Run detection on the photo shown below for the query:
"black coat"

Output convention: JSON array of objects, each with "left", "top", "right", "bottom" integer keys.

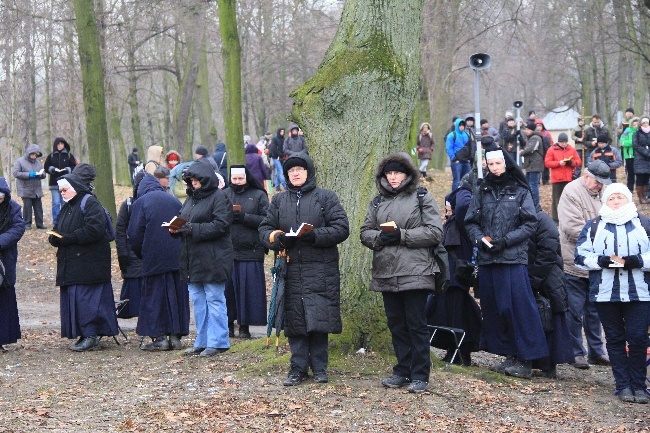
[
  {"left": 527, "top": 208, "right": 569, "bottom": 314},
  {"left": 115, "top": 198, "right": 143, "bottom": 279},
  {"left": 465, "top": 173, "right": 537, "bottom": 265},
  {"left": 127, "top": 175, "right": 182, "bottom": 277},
  {"left": 632, "top": 129, "right": 650, "bottom": 175},
  {"left": 44, "top": 139, "right": 77, "bottom": 188},
  {"left": 224, "top": 184, "right": 269, "bottom": 261},
  {"left": 269, "top": 128, "right": 285, "bottom": 159},
  {"left": 177, "top": 161, "right": 233, "bottom": 284},
  {"left": 259, "top": 153, "right": 349, "bottom": 336},
  {"left": 53, "top": 190, "right": 112, "bottom": 286}
]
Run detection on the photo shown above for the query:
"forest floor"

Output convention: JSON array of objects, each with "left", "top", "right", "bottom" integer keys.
[{"left": 1, "top": 167, "right": 649, "bottom": 432}]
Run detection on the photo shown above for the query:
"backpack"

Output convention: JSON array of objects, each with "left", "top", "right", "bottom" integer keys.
[
  {"left": 371, "top": 186, "right": 450, "bottom": 294},
  {"left": 80, "top": 194, "right": 116, "bottom": 242},
  {"left": 589, "top": 214, "right": 650, "bottom": 243},
  {"left": 132, "top": 163, "right": 144, "bottom": 182}
]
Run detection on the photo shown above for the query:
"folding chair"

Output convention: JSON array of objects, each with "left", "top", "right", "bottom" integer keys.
[
  {"left": 428, "top": 325, "right": 465, "bottom": 365},
  {"left": 113, "top": 299, "right": 130, "bottom": 345}
]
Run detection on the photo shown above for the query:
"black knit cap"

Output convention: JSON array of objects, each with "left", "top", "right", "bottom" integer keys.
[
  {"left": 597, "top": 133, "right": 609, "bottom": 143},
  {"left": 382, "top": 160, "right": 408, "bottom": 174},
  {"left": 195, "top": 145, "right": 209, "bottom": 156},
  {"left": 525, "top": 121, "right": 537, "bottom": 131},
  {"left": 283, "top": 157, "right": 309, "bottom": 173}
]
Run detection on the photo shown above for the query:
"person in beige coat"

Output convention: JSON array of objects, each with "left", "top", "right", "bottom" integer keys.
[
  {"left": 144, "top": 145, "right": 163, "bottom": 174},
  {"left": 557, "top": 160, "right": 611, "bottom": 370}
]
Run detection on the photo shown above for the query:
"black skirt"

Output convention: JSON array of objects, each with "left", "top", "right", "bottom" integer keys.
[
  {"left": 0, "top": 284, "right": 21, "bottom": 345},
  {"left": 136, "top": 271, "right": 190, "bottom": 337},
  {"left": 60, "top": 283, "right": 119, "bottom": 339},
  {"left": 117, "top": 277, "right": 143, "bottom": 319},
  {"left": 225, "top": 260, "right": 267, "bottom": 326}
]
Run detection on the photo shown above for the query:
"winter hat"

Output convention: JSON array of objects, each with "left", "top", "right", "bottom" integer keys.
[
  {"left": 283, "top": 157, "right": 309, "bottom": 173},
  {"left": 195, "top": 145, "right": 209, "bottom": 156},
  {"left": 585, "top": 160, "right": 612, "bottom": 185},
  {"left": 132, "top": 147, "right": 138, "bottom": 152},
  {"left": 505, "top": 111, "right": 513, "bottom": 118},
  {"left": 528, "top": 110, "right": 536, "bottom": 116},
  {"left": 525, "top": 121, "right": 537, "bottom": 131},
  {"left": 597, "top": 133, "right": 609, "bottom": 143},
  {"left": 72, "top": 163, "right": 97, "bottom": 189},
  {"left": 264, "top": 132, "right": 273, "bottom": 140},
  {"left": 153, "top": 166, "right": 171, "bottom": 179},
  {"left": 289, "top": 125, "right": 299, "bottom": 133},
  {"left": 506, "top": 116, "right": 515, "bottom": 122},
  {"left": 558, "top": 133, "right": 569, "bottom": 142},
  {"left": 640, "top": 117, "right": 650, "bottom": 125},
  {"left": 382, "top": 160, "right": 408, "bottom": 174},
  {"left": 601, "top": 182, "right": 632, "bottom": 205},
  {"left": 464, "top": 116, "right": 475, "bottom": 123},
  {"left": 481, "top": 135, "right": 495, "bottom": 146},
  {"left": 626, "top": 107, "right": 635, "bottom": 114},
  {"left": 166, "top": 152, "right": 179, "bottom": 162}
]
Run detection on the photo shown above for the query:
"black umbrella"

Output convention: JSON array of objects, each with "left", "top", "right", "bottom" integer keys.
[{"left": 266, "top": 250, "right": 288, "bottom": 349}]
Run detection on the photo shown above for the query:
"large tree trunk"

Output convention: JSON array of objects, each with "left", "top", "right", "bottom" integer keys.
[
  {"left": 72, "top": 0, "right": 116, "bottom": 217},
  {"left": 290, "top": 0, "right": 425, "bottom": 351},
  {"left": 196, "top": 36, "right": 217, "bottom": 148},
  {"left": 217, "top": 0, "right": 244, "bottom": 165}
]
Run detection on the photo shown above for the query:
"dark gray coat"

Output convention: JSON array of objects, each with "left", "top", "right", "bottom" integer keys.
[
  {"left": 520, "top": 131, "right": 545, "bottom": 172},
  {"left": 12, "top": 143, "right": 45, "bottom": 198},
  {"left": 259, "top": 153, "right": 349, "bottom": 337},
  {"left": 465, "top": 173, "right": 537, "bottom": 265},
  {"left": 224, "top": 183, "right": 269, "bottom": 262},
  {"left": 360, "top": 152, "right": 443, "bottom": 292},
  {"left": 177, "top": 160, "right": 233, "bottom": 284},
  {"left": 632, "top": 129, "right": 650, "bottom": 175}
]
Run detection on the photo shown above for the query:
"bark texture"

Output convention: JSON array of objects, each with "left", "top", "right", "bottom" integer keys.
[
  {"left": 73, "top": 0, "right": 116, "bottom": 217},
  {"left": 290, "top": 0, "right": 425, "bottom": 351}
]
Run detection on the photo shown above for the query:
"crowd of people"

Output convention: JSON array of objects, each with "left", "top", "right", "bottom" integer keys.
[{"left": 0, "top": 114, "right": 649, "bottom": 403}]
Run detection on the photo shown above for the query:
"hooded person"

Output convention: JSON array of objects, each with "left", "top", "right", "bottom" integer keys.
[
  {"left": 12, "top": 143, "right": 46, "bottom": 229},
  {"left": 283, "top": 125, "right": 307, "bottom": 157},
  {"left": 0, "top": 178, "right": 26, "bottom": 352},
  {"left": 114, "top": 171, "right": 145, "bottom": 319},
  {"left": 620, "top": 117, "right": 638, "bottom": 192},
  {"left": 269, "top": 128, "right": 287, "bottom": 191},
  {"left": 171, "top": 161, "right": 234, "bottom": 357},
  {"left": 48, "top": 165, "right": 118, "bottom": 352},
  {"left": 245, "top": 143, "right": 269, "bottom": 186},
  {"left": 259, "top": 153, "right": 349, "bottom": 386},
  {"left": 211, "top": 142, "right": 229, "bottom": 185},
  {"left": 632, "top": 117, "right": 650, "bottom": 204},
  {"left": 128, "top": 173, "right": 188, "bottom": 351},
  {"left": 416, "top": 122, "right": 435, "bottom": 177},
  {"left": 360, "top": 152, "right": 444, "bottom": 393},
  {"left": 223, "top": 165, "right": 269, "bottom": 338},
  {"left": 144, "top": 145, "right": 163, "bottom": 174},
  {"left": 44, "top": 137, "right": 77, "bottom": 226},
  {"left": 588, "top": 133, "right": 622, "bottom": 182},
  {"left": 165, "top": 150, "right": 182, "bottom": 170},
  {"left": 445, "top": 118, "right": 471, "bottom": 191},
  {"left": 465, "top": 149, "right": 548, "bottom": 378}
]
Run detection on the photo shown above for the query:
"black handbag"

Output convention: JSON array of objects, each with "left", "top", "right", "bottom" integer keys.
[
  {"left": 454, "top": 258, "right": 477, "bottom": 288},
  {"left": 535, "top": 293, "right": 554, "bottom": 333}
]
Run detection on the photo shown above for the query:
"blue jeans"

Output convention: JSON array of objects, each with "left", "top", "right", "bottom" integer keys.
[
  {"left": 565, "top": 274, "right": 605, "bottom": 358},
  {"left": 272, "top": 158, "right": 286, "bottom": 189},
  {"left": 188, "top": 282, "right": 230, "bottom": 350},
  {"left": 526, "top": 171, "right": 540, "bottom": 206},
  {"left": 595, "top": 302, "right": 650, "bottom": 391},
  {"left": 51, "top": 188, "right": 62, "bottom": 226},
  {"left": 450, "top": 160, "right": 470, "bottom": 191}
]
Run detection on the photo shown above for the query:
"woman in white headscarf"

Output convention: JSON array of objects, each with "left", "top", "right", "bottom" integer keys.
[{"left": 575, "top": 183, "right": 650, "bottom": 404}]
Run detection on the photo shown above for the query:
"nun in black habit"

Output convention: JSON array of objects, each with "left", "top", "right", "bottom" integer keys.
[
  {"left": 223, "top": 165, "right": 269, "bottom": 338},
  {"left": 48, "top": 164, "right": 118, "bottom": 352}
]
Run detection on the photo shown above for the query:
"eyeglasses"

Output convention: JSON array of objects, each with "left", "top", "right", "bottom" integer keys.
[{"left": 287, "top": 167, "right": 306, "bottom": 174}]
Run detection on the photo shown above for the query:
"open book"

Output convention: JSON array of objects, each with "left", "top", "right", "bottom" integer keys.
[
  {"left": 46, "top": 230, "right": 63, "bottom": 239},
  {"left": 284, "top": 222, "right": 314, "bottom": 237},
  {"left": 380, "top": 221, "right": 398, "bottom": 232},
  {"left": 161, "top": 216, "right": 188, "bottom": 230},
  {"left": 610, "top": 254, "right": 624, "bottom": 268}
]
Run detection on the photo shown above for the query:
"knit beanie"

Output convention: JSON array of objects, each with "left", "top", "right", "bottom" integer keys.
[
  {"left": 283, "top": 157, "right": 309, "bottom": 174},
  {"left": 195, "top": 145, "right": 209, "bottom": 156},
  {"left": 601, "top": 183, "right": 633, "bottom": 205},
  {"left": 382, "top": 160, "right": 408, "bottom": 174},
  {"left": 525, "top": 121, "right": 536, "bottom": 131}
]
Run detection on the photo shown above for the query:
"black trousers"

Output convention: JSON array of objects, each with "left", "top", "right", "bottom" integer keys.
[
  {"left": 625, "top": 158, "right": 635, "bottom": 191},
  {"left": 288, "top": 332, "right": 328, "bottom": 374},
  {"left": 22, "top": 196, "right": 44, "bottom": 227},
  {"left": 382, "top": 290, "right": 431, "bottom": 382}
]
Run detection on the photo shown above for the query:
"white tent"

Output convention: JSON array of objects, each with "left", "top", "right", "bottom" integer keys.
[{"left": 542, "top": 106, "right": 581, "bottom": 143}]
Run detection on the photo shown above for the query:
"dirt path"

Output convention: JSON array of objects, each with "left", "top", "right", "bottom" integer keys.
[{"left": 1, "top": 176, "right": 649, "bottom": 432}]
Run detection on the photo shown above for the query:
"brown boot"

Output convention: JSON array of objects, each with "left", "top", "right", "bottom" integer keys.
[{"left": 636, "top": 186, "right": 650, "bottom": 204}]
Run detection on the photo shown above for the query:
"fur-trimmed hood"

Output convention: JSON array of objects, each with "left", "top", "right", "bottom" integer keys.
[{"left": 375, "top": 152, "right": 420, "bottom": 196}]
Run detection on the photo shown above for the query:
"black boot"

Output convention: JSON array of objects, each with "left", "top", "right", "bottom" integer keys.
[
  {"left": 72, "top": 336, "right": 99, "bottom": 352},
  {"left": 505, "top": 360, "right": 532, "bottom": 378},
  {"left": 142, "top": 336, "right": 170, "bottom": 351},
  {"left": 169, "top": 334, "right": 183, "bottom": 350},
  {"left": 492, "top": 355, "right": 516, "bottom": 373},
  {"left": 238, "top": 325, "right": 251, "bottom": 339},
  {"left": 228, "top": 322, "right": 235, "bottom": 338}
]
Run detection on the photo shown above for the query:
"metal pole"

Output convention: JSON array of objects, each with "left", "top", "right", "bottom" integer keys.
[
  {"left": 474, "top": 70, "right": 482, "bottom": 178},
  {"left": 515, "top": 107, "right": 521, "bottom": 166}
]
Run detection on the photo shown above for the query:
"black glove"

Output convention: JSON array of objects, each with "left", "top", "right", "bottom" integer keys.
[
  {"left": 491, "top": 238, "right": 506, "bottom": 252},
  {"left": 48, "top": 234, "right": 61, "bottom": 248},
  {"left": 178, "top": 222, "right": 193, "bottom": 234},
  {"left": 622, "top": 254, "right": 643, "bottom": 270},
  {"left": 232, "top": 212, "right": 244, "bottom": 224},
  {"left": 597, "top": 255, "right": 613, "bottom": 268},
  {"left": 118, "top": 256, "right": 129, "bottom": 272},
  {"left": 279, "top": 233, "right": 297, "bottom": 248},
  {"left": 59, "top": 235, "right": 76, "bottom": 247},
  {"left": 380, "top": 228, "right": 401, "bottom": 245},
  {"left": 299, "top": 231, "right": 316, "bottom": 244}
]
